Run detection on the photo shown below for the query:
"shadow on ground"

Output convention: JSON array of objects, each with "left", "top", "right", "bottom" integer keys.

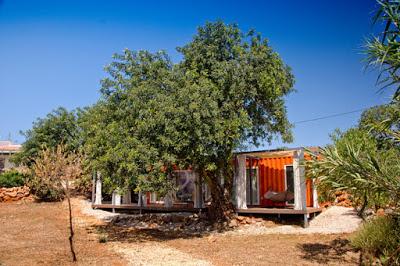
[
  {"left": 298, "top": 238, "right": 359, "bottom": 264},
  {"left": 89, "top": 213, "right": 234, "bottom": 243}
]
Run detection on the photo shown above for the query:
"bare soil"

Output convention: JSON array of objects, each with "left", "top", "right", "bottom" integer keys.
[
  {"left": 0, "top": 198, "right": 360, "bottom": 265},
  {"left": 0, "top": 199, "right": 126, "bottom": 265},
  {"left": 168, "top": 234, "right": 359, "bottom": 266}
]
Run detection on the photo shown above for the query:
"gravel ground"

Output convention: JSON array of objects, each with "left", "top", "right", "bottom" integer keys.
[
  {"left": 223, "top": 206, "right": 362, "bottom": 236},
  {"left": 78, "top": 200, "right": 360, "bottom": 265},
  {"left": 80, "top": 199, "right": 362, "bottom": 236},
  {"left": 79, "top": 199, "right": 119, "bottom": 221},
  {"left": 110, "top": 242, "right": 212, "bottom": 266}
]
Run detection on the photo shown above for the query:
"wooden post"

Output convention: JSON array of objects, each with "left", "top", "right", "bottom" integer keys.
[
  {"left": 235, "top": 154, "right": 247, "bottom": 209},
  {"left": 293, "top": 150, "right": 306, "bottom": 211},
  {"left": 303, "top": 214, "right": 309, "bottom": 228},
  {"left": 95, "top": 172, "right": 102, "bottom": 205},
  {"left": 123, "top": 190, "right": 131, "bottom": 204},
  {"left": 164, "top": 192, "right": 173, "bottom": 208},
  {"left": 138, "top": 191, "right": 147, "bottom": 207},
  {"left": 112, "top": 191, "right": 122, "bottom": 205}
]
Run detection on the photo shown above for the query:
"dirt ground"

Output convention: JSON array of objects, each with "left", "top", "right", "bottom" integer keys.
[
  {"left": 0, "top": 200, "right": 126, "bottom": 265},
  {"left": 0, "top": 199, "right": 359, "bottom": 266}
]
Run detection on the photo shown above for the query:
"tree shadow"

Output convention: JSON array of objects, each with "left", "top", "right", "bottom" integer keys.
[
  {"left": 298, "top": 238, "right": 359, "bottom": 264},
  {"left": 89, "top": 213, "right": 233, "bottom": 243}
]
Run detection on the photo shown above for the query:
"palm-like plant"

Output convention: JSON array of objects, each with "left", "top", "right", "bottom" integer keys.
[
  {"left": 307, "top": 143, "right": 400, "bottom": 217},
  {"left": 366, "top": 0, "right": 400, "bottom": 100}
]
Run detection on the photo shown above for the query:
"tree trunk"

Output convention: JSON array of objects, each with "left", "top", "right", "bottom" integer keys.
[
  {"left": 207, "top": 170, "right": 235, "bottom": 221},
  {"left": 357, "top": 194, "right": 368, "bottom": 219},
  {"left": 65, "top": 181, "right": 77, "bottom": 262}
]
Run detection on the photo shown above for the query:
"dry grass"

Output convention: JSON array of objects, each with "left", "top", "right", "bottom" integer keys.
[{"left": 0, "top": 199, "right": 126, "bottom": 265}]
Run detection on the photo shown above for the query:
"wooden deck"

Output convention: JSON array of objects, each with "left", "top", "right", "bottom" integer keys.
[
  {"left": 237, "top": 207, "right": 322, "bottom": 215},
  {"left": 92, "top": 203, "right": 204, "bottom": 213}
]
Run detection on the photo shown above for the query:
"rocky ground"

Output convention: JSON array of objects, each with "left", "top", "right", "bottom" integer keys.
[
  {"left": 79, "top": 198, "right": 361, "bottom": 265},
  {"left": 0, "top": 186, "right": 32, "bottom": 202}
]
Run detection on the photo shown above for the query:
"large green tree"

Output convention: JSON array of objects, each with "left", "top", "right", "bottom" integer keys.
[
  {"left": 173, "top": 22, "right": 294, "bottom": 218},
  {"left": 81, "top": 50, "right": 177, "bottom": 195},
  {"left": 85, "top": 22, "right": 294, "bottom": 219}
]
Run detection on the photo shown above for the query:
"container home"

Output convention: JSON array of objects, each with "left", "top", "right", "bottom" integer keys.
[
  {"left": 92, "top": 147, "right": 321, "bottom": 225},
  {"left": 234, "top": 147, "right": 321, "bottom": 226}
]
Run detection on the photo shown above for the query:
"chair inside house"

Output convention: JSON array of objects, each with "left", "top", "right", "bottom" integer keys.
[{"left": 264, "top": 189, "right": 294, "bottom": 203}]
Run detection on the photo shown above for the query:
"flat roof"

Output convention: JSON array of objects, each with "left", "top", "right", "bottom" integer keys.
[
  {"left": 234, "top": 147, "right": 319, "bottom": 158},
  {"left": 0, "top": 141, "right": 21, "bottom": 154}
]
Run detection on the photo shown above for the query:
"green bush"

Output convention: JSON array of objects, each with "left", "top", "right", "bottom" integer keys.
[
  {"left": 0, "top": 171, "right": 26, "bottom": 188},
  {"left": 352, "top": 215, "right": 400, "bottom": 265},
  {"left": 29, "top": 183, "right": 65, "bottom": 202},
  {"left": 28, "top": 175, "right": 65, "bottom": 202}
]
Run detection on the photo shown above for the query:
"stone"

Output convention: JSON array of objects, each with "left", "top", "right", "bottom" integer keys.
[
  {"left": 5, "top": 191, "right": 17, "bottom": 198},
  {"left": 207, "top": 236, "right": 217, "bottom": 243},
  {"left": 228, "top": 219, "right": 238, "bottom": 228},
  {"left": 236, "top": 216, "right": 246, "bottom": 222}
]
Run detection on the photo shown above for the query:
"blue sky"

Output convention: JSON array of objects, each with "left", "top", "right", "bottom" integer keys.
[{"left": 0, "top": 0, "right": 393, "bottom": 148}]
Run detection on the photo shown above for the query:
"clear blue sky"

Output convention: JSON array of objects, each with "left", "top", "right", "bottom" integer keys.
[{"left": 0, "top": 0, "right": 393, "bottom": 148}]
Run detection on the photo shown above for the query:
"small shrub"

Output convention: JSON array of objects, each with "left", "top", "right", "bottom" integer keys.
[
  {"left": 352, "top": 215, "right": 400, "bottom": 264},
  {"left": 28, "top": 175, "right": 65, "bottom": 202},
  {"left": 0, "top": 171, "right": 26, "bottom": 188},
  {"left": 98, "top": 234, "right": 108, "bottom": 243}
]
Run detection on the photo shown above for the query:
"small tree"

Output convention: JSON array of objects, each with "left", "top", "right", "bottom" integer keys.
[
  {"left": 32, "top": 145, "right": 83, "bottom": 262},
  {"left": 13, "top": 107, "right": 83, "bottom": 166}
]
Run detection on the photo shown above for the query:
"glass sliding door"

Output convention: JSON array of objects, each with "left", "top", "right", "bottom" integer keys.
[
  {"left": 285, "top": 165, "right": 295, "bottom": 205},
  {"left": 246, "top": 168, "right": 259, "bottom": 205}
]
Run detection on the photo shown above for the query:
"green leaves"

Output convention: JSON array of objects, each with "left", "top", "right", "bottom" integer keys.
[
  {"left": 366, "top": 0, "right": 400, "bottom": 100},
  {"left": 307, "top": 129, "right": 400, "bottom": 215},
  {"left": 82, "top": 21, "right": 294, "bottom": 200},
  {"left": 13, "top": 107, "right": 81, "bottom": 166}
]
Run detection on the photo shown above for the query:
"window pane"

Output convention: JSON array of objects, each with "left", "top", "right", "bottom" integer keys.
[
  {"left": 175, "top": 171, "right": 194, "bottom": 202},
  {"left": 286, "top": 166, "right": 294, "bottom": 204}
]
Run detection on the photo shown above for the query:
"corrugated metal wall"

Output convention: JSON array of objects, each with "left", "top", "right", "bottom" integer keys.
[{"left": 246, "top": 154, "right": 313, "bottom": 207}]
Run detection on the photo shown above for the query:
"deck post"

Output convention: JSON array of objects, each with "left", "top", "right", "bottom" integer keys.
[
  {"left": 94, "top": 172, "right": 102, "bottom": 205},
  {"left": 303, "top": 214, "right": 309, "bottom": 228},
  {"left": 235, "top": 154, "right": 247, "bottom": 209},
  {"left": 91, "top": 171, "right": 96, "bottom": 204},
  {"left": 164, "top": 192, "right": 173, "bottom": 208},
  {"left": 194, "top": 172, "right": 204, "bottom": 208},
  {"left": 293, "top": 150, "right": 306, "bottom": 211},
  {"left": 312, "top": 179, "right": 319, "bottom": 208},
  {"left": 123, "top": 189, "right": 131, "bottom": 204},
  {"left": 112, "top": 191, "right": 122, "bottom": 206},
  {"left": 138, "top": 191, "right": 147, "bottom": 207}
]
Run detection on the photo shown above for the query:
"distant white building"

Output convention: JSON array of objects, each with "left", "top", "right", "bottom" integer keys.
[{"left": 0, "top": 141, "right": 21, "bottom": 172}]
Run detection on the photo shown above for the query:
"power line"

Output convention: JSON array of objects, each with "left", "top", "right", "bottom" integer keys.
[{"left": 293, "top": 107, "right": 369, "bottom": 125}]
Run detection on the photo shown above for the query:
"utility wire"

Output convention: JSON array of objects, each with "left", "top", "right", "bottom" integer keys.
[{"left": 293, "top": 107, "right": 369, "bottom": 125}]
